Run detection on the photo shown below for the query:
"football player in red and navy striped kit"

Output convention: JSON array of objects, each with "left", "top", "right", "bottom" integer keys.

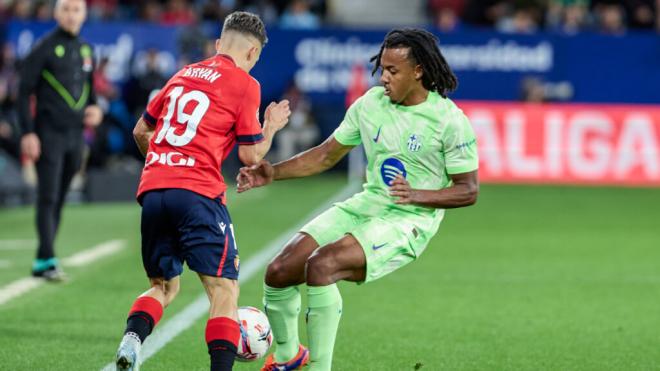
[{"left": 114, "top": 12, "right": 290, "bottom": 371}]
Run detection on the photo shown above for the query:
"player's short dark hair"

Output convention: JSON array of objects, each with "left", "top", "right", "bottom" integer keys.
[
  {"left": 222, "top": 11, "right": 268, "bottom": 46},
  {"left": 370, "top": 28, "right": 457, "bottom": 98}
]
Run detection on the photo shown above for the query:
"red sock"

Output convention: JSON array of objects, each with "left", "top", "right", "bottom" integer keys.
[
  {"left": 205, "top": 317, "right": 240, "bottom": 347},
  {"left": 206, "top": 317, "right": 240, "bottom": 371},
  {"left": 125, "top": 296, "right": 164, "bottom": 343},
  {"left": 129, "top": 296, "right": 164, "bottom": 325}
]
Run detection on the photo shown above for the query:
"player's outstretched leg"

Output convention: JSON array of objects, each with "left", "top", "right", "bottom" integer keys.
[
  {"left": 116, "top": 277, "right": 179, "bottom": 371},
  {"left": 305, "top": 284, "right": 342, "bottom": 371},
  {"left": 199, "top": 274, "right": 240, "bottom": 371},
  {"left": 264, "top": 284, "right": 301, "bottom": 359},
  {"left": 262, "top": 285, "right": 309, "bottom": 371},
  {"left": 304, "top": 235, "right": 366, "bottom": 371},
  {"left": 262, "top": 233, "right": 318, "bottom": 370}
]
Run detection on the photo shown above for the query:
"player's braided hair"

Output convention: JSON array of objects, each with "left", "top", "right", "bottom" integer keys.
[
  {"left": 370, "top": 28, "right": 457, "bottom": 97},
  {"left": 222, "top": 11, "right": 268, "bottom": 46}
]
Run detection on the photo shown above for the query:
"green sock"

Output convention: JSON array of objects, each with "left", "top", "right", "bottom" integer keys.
[
  {"left": 306, "top": 284, "right": 342, "bottom": 371},
  {"left": 263, "top": 284, "right": 301, "bottom": 363}
]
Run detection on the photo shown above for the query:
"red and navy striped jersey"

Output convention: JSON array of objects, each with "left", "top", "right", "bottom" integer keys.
[{"left": 137, "top": 54, "right": 264, "bottom": 203}]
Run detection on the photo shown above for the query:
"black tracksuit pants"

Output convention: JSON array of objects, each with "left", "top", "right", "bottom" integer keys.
[{"left": 35, "top": 130, "right": 82, "bottom": 260}]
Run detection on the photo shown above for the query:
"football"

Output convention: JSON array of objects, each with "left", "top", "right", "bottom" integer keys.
[{"left": 236, "top": 306, "right": 273, "bottom": 362}]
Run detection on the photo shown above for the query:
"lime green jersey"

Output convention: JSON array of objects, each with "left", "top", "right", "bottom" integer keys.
[{"left": 332, "top": 86, "right": 478, "bottom": 224}]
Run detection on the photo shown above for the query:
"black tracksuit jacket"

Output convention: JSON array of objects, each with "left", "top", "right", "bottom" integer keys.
[{"left": 18, "top": 27, "right": 97, "bottom": 137}]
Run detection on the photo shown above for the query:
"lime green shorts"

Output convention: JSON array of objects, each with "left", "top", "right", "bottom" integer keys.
[{"left": 300, "top": 203, "right": 434, "bottom": 283}]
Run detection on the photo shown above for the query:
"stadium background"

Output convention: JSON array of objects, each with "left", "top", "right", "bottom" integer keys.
[{"left": 0, "top": 1, "right": 659, "bottom": 370}]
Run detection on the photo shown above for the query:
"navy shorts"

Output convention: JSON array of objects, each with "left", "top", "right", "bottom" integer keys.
[{"left": 140, "top": 189, "right": 239, "bottom": 281}]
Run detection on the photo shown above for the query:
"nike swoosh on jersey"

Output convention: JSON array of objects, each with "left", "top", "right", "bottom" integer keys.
[
  {"left": 372, "top": 243, "right": 387, "bottom": 250},
  {"left": 373, "top": 127, "right": 382, "bottom": 143}
]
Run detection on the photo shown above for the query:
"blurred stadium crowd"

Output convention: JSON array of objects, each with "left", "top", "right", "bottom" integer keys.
[
  {"left": 0, "top": 0, "right": 657, "bottom": 32},
  {"left": 0, "top": 0, "right": 658, "bottom": 200}
]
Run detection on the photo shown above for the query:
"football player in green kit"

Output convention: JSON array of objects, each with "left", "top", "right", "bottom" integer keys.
[{"left": 238, "top": 28, "right": 479, "bottom": 371}]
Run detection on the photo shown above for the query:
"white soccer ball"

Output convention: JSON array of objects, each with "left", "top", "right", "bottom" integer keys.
[{"left": 236, "top": 306, "right": 273, "bottom": 362}]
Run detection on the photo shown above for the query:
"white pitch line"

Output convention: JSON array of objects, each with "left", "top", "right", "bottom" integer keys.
[
  {"left": 62, "top": 240, "right": 126, "bottom": 267},
  {"left": 101, "top": 181, "right": 360, "bottom": 371},
  {"left": 0, "top": 239, "right": 127, "bottom": 306},
  {"left": 0, "top": 277, "right": 44, "bottom": 305},
  {"left": 0, "top": 239, "right": 35, "bottom": 250}
]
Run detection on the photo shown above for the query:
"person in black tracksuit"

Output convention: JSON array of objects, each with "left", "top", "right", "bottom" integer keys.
[{"left": 18, "top": 0, "right": 102, "bottom": 281}]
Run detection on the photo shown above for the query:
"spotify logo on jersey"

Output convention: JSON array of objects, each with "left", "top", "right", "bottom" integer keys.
[{"left": 380, "top": 158, "right": 407, "bottom": 185}]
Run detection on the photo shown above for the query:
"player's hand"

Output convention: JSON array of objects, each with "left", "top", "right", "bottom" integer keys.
[
  {"left": 20, "top": 133, "right": 41, "bottom": 162},
  {"left": 84, "top": 105, "right": 103, "bottom": 127},
  {"left": 264, "top": 100, "right": 290, "bottom": 132},
  {"left": 389, "top": 174, "right": 417, "bottom": 204},
  {"left": 236, "top": 160, "right": 275, "bottom": 193}
]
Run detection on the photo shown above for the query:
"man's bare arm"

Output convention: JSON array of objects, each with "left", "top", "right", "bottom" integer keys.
[
  {"left": 133, "top": 117, "right": 155, "bottom": 157},
  {"left": 236, "top": 136, "right": 354, "bottom": 193},
  {"left": 237, "top": 100, "right": 290, "bottom": 166},
  {"left": 389, "top": 170, "right": 479, "bottom": 209},
  {"left": 272, "top": 136, "right": 354, "bottom": 180}
]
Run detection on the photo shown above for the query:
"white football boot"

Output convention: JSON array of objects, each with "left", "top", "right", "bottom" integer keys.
[{"left": 115, "top": 332, "right": 142, "bottom": 371}]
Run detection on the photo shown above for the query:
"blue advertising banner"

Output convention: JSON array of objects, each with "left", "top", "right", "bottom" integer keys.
[
  {"left": 5, "top": 21, "right": 660, "bottom": 106},
  {"left": 252, "top": 28, "right": 660, "bottom": 105}
]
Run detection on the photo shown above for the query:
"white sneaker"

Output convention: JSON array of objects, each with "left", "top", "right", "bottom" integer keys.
[{"left": 115, "top": 332, "right": 142, "bottom": 371}]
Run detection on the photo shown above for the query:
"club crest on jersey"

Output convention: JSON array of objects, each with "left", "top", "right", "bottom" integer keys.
[
  {"left": 81, "top": 45, "right": 93, "bottom": 72},
  {"left": 407, "top": 134, "right": 422, "bottom": 152},
  {"left": 380, "top": 158, "right": 407, "bottom": 185}
]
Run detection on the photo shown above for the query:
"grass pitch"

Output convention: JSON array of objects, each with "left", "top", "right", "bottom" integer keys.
[{"left": 0, "top": 177, "right": 658, "bottom": 370}]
